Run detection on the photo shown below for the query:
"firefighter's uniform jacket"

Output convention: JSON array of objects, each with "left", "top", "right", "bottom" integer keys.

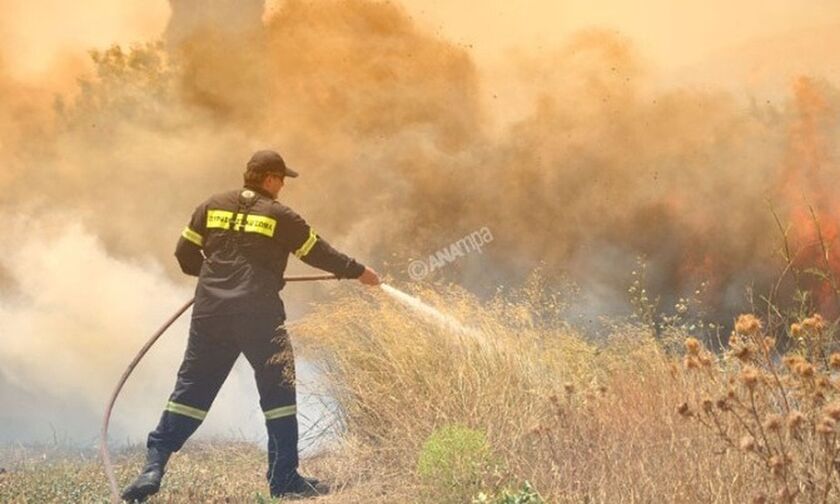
[{"left": 146, "top": 184, "right": 365, "bottom": 489}]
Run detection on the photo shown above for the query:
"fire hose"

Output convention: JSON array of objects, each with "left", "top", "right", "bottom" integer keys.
[{"left": 100, "top": 273, "right": 338, "bottom": 503}]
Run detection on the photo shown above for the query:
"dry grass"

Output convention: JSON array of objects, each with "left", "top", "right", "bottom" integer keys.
[
  {"left": 291, "top": 281, "right": 770, "bottom": 503},
  {"left": 1, "top": 442, "right": 269, "bottom": 503},
  {"left": 0, "top": 442, "right": 395, "bottom": 503},
  {"left": 7, "top": 281, "right": 840, "bottom": 502}
]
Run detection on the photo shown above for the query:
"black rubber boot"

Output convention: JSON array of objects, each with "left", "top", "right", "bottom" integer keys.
[
  {"left": 270, "top": 471, "right": 329, "bottom": 499},
  {"left": 121, "top": 447, "right": 172, "bottom": 502}
]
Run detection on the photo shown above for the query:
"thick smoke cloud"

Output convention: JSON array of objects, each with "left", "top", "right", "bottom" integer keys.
[
  {"left": 1, "top": 0, "right": 840, "bottom": 444},
  {"left": 0, "top": 218, "right": 269, "bottom": 443}
]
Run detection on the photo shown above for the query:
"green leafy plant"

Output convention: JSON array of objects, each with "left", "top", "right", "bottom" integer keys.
[{"left": 417, "top": 424, "right": 492, "bottom": 494}]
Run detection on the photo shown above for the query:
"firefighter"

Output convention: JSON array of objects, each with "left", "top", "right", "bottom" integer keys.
[{"left": 122, "top": 150, "right": 381, "bottom": 502}]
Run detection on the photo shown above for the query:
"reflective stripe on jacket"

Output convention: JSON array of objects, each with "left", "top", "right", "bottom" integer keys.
[{"left": 175, "top": 185, "right": 365, "bottom": 318}]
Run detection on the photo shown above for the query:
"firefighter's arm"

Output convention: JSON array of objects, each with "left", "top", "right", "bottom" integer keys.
[
  {"left": 174, "top": 204, "right": 206, "bottom": 276},
  {"left": 277, "top": 206, "right": 369, "bottom": 280},
  {"left": 302, "top": 237, "right": 367, "bottom": 278}
]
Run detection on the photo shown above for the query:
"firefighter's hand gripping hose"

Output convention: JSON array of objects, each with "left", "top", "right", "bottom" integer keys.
[{"left": 100, "top": 274, "right": 337, "bottom": 504}]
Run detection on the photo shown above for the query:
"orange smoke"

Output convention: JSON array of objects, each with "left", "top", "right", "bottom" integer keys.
[{"left": 1, "top": 0, "right": 840, "bottom": 322}]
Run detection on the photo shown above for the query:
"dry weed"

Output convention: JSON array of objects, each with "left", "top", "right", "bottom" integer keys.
[{"left": 678, "top": 313, "right": 840, "bottom": 503}]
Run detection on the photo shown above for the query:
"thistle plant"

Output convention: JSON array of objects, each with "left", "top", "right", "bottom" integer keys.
[{"left": 678, "top": 314, "right": 840, "bottom": 503}]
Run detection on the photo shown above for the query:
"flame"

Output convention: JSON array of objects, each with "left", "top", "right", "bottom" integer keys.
[{"left": 779, "top": 77, "right": 840, "bottom": 316}]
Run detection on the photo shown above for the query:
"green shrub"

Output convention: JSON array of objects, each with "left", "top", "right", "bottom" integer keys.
[{"left": 417, "top": 424, "right": 492, "bottom": 493}]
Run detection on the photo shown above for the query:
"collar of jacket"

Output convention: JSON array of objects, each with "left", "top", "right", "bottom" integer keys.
[{"left": 243, "top": 184, "right": 275, "bottom": 200}]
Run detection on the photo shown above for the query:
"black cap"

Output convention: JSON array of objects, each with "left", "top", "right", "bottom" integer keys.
[{"left": 246, "top": 150, "right": 299, "bottom": 178}]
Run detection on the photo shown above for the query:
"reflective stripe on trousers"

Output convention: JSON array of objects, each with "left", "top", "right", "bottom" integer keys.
[{"left": 147, "top": 312, "right": 299, "bottom": 478}]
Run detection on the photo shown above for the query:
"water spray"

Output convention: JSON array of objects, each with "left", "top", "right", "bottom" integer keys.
[
  {"left": 100, "top": 273, "right": 337, "bottom": 503},
  {"left": 379, "top": 283, "right": 485, "bottom": 343}
]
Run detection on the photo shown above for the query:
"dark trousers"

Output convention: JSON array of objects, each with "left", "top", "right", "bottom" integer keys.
[{"left": 147, "top": 311, "right": 299, "bottom": 487}]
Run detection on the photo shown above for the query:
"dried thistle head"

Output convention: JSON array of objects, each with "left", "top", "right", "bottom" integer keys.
[
  {"left": 685, "top": 337, "right": 701, "bottom": 355},
  {"left": 829, "top": 353, "right": 840, "bottom": 370},
  {"left": 740, "top": 366, "right": 760, "bottom": 390},
  {"left": 729, "top": 338, "right": 754, "bottom": 362},
  {"left": 698, "top": 353, "right": 713, "bottom": 368},
  {"left": 702, "top": 398, "right": 713, "bottom": 413},
  {"left": 783, "top": 354, "right": 806, "bottom": 370},
  {"left": 735, "top": 314, "right": 762, "bottom": 336},
  {"left": 787, "top": 413, "right": 806, "bottom": 433},
  {"left": 716, "top": 397, "right": 729, "bottom": 411},
  {"left": 790, "top": 323, "right": 802, "bottom": 338},
  {"left": 563, "top": 382, "right": 575, "bottom": 395},
  {"left": 763, "top": 414, "right": 783, "bottom": 432},
  {"left": 787, "top": 410, "right": 805, "bottom": 431},
  {"left": 794, "top": 362, "right": 816, "bottom": 379},
  {"left": 802, "top": 314, "right": 826, "bottom": 332},
  {"left": 677, "top": 402, "right": 692, "bottom": 417}
]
